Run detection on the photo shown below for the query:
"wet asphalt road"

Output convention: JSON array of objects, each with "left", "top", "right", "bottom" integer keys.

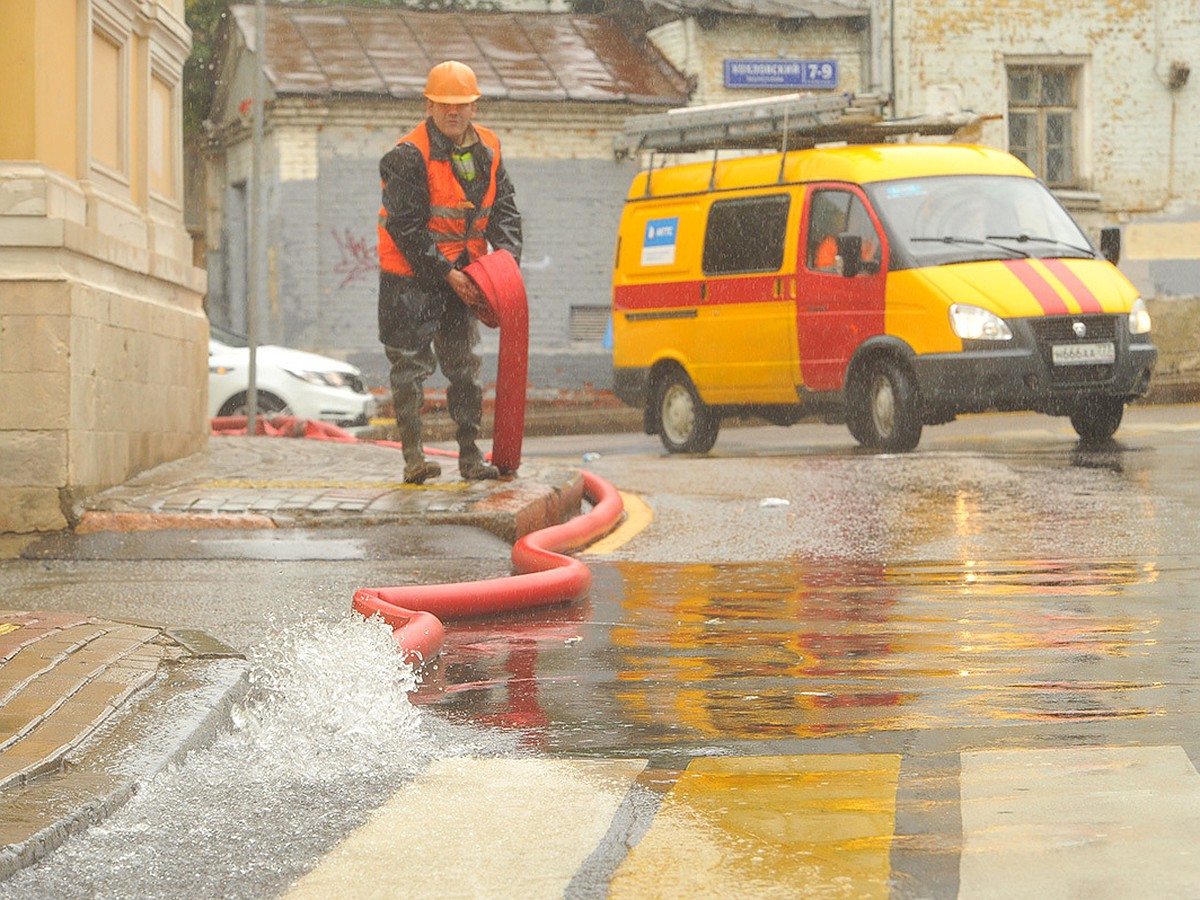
[{"left": 3, "top": 403, "right": 1200, "bottom": 897}]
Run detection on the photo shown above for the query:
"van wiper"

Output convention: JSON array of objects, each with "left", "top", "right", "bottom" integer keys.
[
  {"left": 986, "top": 233, "right": 1097, "bottom": 258},
  {"left": 911, "top": 235, "right": 1030, "bottom": 258}
]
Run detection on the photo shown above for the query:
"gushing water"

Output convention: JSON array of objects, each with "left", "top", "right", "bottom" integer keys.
[
  {"left": 230, "top": 614, "right": 424, "bottom": 781},
  {"left": 0, "top": 615, "right": 520, "bottom": 899}
]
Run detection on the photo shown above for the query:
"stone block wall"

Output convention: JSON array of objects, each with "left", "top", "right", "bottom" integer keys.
[{"left": 0, "top": 168, "right": 208, "bottom": 534}]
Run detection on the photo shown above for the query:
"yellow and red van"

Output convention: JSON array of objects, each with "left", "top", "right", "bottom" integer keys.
[{"left": 611, "top": 143, "right": 1157, "bottom": 452}]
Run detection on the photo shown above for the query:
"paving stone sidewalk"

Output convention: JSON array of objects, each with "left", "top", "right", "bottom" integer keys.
[
  {"left": 0, "top": 610, "right": 246, "bottom": 878},
  {"left": 75, "top": 435, "right": 586, "bottom": 542}
]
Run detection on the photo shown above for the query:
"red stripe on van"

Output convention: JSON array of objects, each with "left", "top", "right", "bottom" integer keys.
[
  {"left": 614, "top": 275, "right": 780, "bottom": 311},
  {"left": 1002, "top": 260, "right": 1069, "bottom": 314},
  {"left": 1041, "top": 259, "right": 1104, "bottom": 313},
  {"left": 613, "top": 281, "right": 702, "bottom": 310}
]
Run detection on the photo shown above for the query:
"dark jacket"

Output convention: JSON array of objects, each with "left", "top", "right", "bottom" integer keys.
[{"left": 378, "top": 118, "right": 522, "bottom": 347}]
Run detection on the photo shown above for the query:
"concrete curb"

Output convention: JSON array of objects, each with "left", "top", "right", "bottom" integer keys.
[{"left": 75, "top": 454, "right": 587, "bottom": 546}]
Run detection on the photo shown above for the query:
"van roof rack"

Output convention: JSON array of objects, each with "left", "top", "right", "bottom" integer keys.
[{"left": 612, "top": 92, "right": 980, "bottom": 158}]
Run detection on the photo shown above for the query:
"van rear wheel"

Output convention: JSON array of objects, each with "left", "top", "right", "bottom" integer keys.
[
  {"left": 850, "top": 358, "right": 922, "bottom": 452},
  {"left": 655, "top": 370, "right": 719, "bottom": 454}
]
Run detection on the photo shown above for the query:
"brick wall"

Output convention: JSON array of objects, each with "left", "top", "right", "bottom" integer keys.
[
  {"left": 649, "top": 17, "right": 869, "bottom": 105},
  {"left": 892, "top": 0, "right": 1200, "bottom": 215}
]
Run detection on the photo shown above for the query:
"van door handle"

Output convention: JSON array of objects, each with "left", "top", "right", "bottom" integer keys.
[
  {"left": 700, "top": 283, "right": 707, "bottom": 302},
  {"left": 808, "top": 305, "right": 828, "bottom": 312}
]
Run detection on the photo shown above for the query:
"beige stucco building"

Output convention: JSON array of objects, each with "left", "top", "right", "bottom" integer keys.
[{"left": 0, "top": 0, "right": 207, "bottom": 533}]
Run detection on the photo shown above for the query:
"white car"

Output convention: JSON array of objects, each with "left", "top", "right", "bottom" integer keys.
[{"left": 208, "top": 325, "right": 376, "bottom": 427}]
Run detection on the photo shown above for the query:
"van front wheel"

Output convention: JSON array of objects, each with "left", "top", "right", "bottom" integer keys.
[
  {"left": 655, "top": 371, "right": 719, "bottom": 454},
  {"left": 850, "top": 358, "right": 923, "bottom": 452},
  {"left": 1069, "top": 396, "right": 1124, "bottom": 443}
]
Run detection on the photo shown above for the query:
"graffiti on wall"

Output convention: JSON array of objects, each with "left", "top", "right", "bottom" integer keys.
[{"left": 333, "top": 228, "right": 378, "bottom": 289}]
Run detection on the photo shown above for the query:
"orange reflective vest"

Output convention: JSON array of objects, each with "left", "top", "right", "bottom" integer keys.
[{"left": 377, "top": 121, "right": 502, "bottom": 277}]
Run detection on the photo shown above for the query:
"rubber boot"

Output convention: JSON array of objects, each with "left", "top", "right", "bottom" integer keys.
[
  {"left": 458, "top": 439, "right": 499, "bottom": 481},
  {"left": 399, "top": 419, "right": 441, "bottom": 485}
]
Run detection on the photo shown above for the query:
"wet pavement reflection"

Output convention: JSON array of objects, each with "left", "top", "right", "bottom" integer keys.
[{"left": 411, "top": 553, "right": 1193, "bottom": 754}]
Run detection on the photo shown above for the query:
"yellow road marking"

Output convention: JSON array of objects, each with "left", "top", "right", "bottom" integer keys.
[
  {"left": 584, "top": 491, "right": 652, "bottom": 555},
  {"left": 0, "top": 623, "right": 21, "bottom": 636},
  {"left": 610, "top": 754, "right": 901, "bottom": 899},
  {"left": 286, "top": 757, "right": 646, "bottom": 899}
]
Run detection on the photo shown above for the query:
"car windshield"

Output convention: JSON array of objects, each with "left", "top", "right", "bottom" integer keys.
[
  {"left": 209, "top": 322, "right": 249, "bottom": 348},
  {"left": 866, "top": 175, "right": 1097, "bottom": 269}
]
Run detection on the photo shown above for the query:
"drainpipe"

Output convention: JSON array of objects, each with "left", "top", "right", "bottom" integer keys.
[{"left": 868, "top": 0, "right": 884, "bottom": 99}]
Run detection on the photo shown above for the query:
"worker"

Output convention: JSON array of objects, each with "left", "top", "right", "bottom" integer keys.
[{"left": 377, "top": 60, "right": 523, "bottom": 483}]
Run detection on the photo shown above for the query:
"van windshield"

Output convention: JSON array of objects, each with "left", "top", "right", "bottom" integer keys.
[{"left": 866, "top": 175, "right": 1097, "bottom": 269}]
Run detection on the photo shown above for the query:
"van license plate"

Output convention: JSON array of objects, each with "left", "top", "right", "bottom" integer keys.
[{"left": 1052, "top": 341, "right": 1115, "bottom": 366}]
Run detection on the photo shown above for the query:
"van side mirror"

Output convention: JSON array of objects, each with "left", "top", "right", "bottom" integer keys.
[
  {"left": 1100, "top": 226, "right": 1121, "bottom": 265},
  {"left": 836, "top": 233, "right": 862, "bottom": 278}
]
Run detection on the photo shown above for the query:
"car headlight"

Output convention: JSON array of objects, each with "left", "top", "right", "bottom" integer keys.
[
  {"left": 1128, "top": 297, "right": 1152, "bottom": 335},
  {"left": 283, "top": 368, "right": 349, "bottom": 387},
  {"left": 950, "top": 304, "right": 1013, "bottom": 341}
]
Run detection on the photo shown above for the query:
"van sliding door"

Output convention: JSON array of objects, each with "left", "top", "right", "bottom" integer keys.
[{"left": 695, "top": 194, "right": 798, "bottom": 404}]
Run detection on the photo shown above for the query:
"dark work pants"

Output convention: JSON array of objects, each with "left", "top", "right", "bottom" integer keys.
[{"left": 385, "top": 293, "right": 483, "bottom": 456}]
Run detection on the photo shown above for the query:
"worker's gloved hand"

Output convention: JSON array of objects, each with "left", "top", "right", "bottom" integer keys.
[{"left": 446, "top": 268, "right": 498, "bottom": 327}]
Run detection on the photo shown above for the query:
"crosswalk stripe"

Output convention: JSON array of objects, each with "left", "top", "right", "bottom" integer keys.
[
  {"left": 959, "top": 745, "right": 1200, "bottom": 898},
  {"left": 285, "top": 757, "right": 647, "bottom": 899},
  {"left": 609, "top": 754, "right": 902, "bottom": 899}
]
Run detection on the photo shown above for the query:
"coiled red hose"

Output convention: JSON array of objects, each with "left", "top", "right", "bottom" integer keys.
[
  {"left": 351, "top": 469, "right": 622, "bottom": 663},
  {"left": 213, "top": 252, "right": 615, "bottom": 663}
]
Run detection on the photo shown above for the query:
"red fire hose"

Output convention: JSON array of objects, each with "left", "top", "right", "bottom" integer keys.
[
  {"left": 352, "top": 469, "right": 621, "bottom": 663},
  {"left": 463, "top": 249, "right": 527, "bottom": 474},
  {"left": 210, "top": 411, "right": 624, "bottom": 662}
]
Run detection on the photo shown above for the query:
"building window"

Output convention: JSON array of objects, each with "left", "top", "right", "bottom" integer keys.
[{"left": 1007, "top": 65, "right": 1079, "bottom": 187}]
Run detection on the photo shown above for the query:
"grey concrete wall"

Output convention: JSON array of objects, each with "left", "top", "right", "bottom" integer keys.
[{"left": 231, "top": 125, "right": 637, "bottom": 394}]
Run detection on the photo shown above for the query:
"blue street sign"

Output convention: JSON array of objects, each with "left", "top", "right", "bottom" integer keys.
[{"left": 724, "top": 59, "right": 839, "bottom": 90}]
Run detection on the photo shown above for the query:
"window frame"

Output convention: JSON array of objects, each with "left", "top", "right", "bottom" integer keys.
[
  {"left": 148, "top": 54, "right": 182, "bottom": 207},
  {"left": 1005, "top": 59, "right": 1088, "bottom": 190},
  {"left": 805, "top": 186, "right": 883, "bottom": 275},
  {"left": 88, "top": 4, "right": 135, "bottom": 190},
  {"left": 701, "top": 193, "right": 791, "bottom": 277}
]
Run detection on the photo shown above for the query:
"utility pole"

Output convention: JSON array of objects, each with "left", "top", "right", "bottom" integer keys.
[{"left": 247, "top": 0, "right": 266, "bottom": 434}]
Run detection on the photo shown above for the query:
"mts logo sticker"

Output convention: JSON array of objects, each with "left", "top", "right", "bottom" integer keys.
[{"left": 641, "top": 217, "right": 679, "bottom": 266}]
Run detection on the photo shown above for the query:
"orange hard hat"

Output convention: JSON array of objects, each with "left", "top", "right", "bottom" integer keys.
[{"left": 424, "top": 61, "right": 481, "bottom": 104}]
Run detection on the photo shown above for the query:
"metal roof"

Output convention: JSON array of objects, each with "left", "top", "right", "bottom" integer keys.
[
  {"left": 228, "top": 4, "right": 690, "bottom": 105},
  {"left": 642, "top": 0, "right": 869, "bottom": 20}
]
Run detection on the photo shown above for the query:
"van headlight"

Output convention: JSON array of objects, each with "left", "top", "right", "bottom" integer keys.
[
  {"left": 1128, "top": 297, "right": 1152, "bottom": 335},
  {"left": 950, "top": 304, "right": 1013, "bottom": 341}
]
